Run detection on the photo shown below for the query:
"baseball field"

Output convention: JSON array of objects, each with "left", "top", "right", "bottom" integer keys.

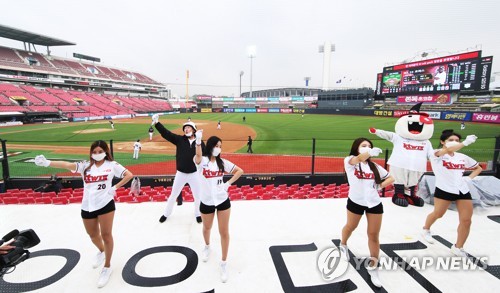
[{"left": 0, "top": 113, "right": 498, "bottom": 177}]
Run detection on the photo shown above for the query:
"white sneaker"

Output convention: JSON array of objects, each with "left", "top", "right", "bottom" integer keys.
[
  {"left": 367, "top": 265, "right": 382, "bottom": 288},
  {"left": 201, "top": 245, "right": 210, "bottom": 262},
  {"left": 97, "top": 267, "right": 113, "bottom": 288},
  {"left": 93, "top": 251, "right": 105, "bottom": 269},
  {"left": 339, "top": 244, "right": 350, "bottom": 261},
  {"left": 421, "top": 229, "right": 435, "bottom": 244},
  {"left": 451, "top": 244, "right": 468, "bottom": 257},
  {"left": 220, "top": 261, "right": 228, "bottom": 283}
]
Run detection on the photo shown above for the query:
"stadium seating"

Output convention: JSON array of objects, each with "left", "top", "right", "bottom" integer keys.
[{"left": 1, "top": 183, "right": 397, "bottom": 205}]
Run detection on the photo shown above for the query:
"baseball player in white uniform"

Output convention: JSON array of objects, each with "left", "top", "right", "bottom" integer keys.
[
  {"left": 133, "top": 139, "right": 142, "bottom": 159},
  {"left": 194, "top": 133, "right": 244, "bottom": 283},
  {"left": 33, "top": 140, "right": 133, "bottom": 288},
  {"left": 340, "top": 137, "right": 394, "bottom": 288},
  {"left": 421, "top": 129, "right": 481, "bottom": 257},
  {"left": 148, "top": 126, "right": 154, "bottom": 140}
]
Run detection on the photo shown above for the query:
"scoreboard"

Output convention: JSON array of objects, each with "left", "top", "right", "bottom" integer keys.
[{"left": 380, "top": 51, "right": 493, "bottom": 96}]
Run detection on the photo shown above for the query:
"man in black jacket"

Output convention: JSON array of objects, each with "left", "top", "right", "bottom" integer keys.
[{"left": 152, "top": 114, "right": 205, "bottom": 223}]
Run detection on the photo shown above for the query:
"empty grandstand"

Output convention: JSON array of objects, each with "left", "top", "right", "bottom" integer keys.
[{"left": 0, "top": 24, "right": 181, "bottom": 123}]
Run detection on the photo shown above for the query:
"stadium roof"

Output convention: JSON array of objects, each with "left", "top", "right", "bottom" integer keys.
[{"left": 0, "top": 24, "right": 75, "bottom": 46}]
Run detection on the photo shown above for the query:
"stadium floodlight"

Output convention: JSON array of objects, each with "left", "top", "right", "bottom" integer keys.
[
  {"left": 239, "top": 71, "right": 244, "bottom": 97},
  {"left": 318, "top": 42, "right": 335, "bottom": 90},
  {"left": 247, "top": 46, "right": 257, "bottom": 97}
]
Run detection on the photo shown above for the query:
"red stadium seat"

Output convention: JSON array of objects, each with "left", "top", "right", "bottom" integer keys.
[
  {"left": 135, "top": 195, "right": 150, "bottom": 203},
  {"left": 117, "top": 195, "right": 135, "bottom": 203},
  {"left": 19, "top": 197, "right": 36, "bottom": 204},
  {"left": 152, "top": 195, "right": 167, "bottom": 202},
  {"left": 52, "top": 197, "right": 68, "bottom": 205},
  {"left": 69, "top": 196, "right": 83, "bottom": 203},
  {"left": 58, "top": 192, "right": 72, "bottom": 198},
  {"left": 42, "top": 191, "right": 57, "bottom": 198},
  {"left": 3, "top": 197, "right": 20, "bottom": 204},
  {"left": 35, "top": 197, "right": 52, "bottom": 204}
]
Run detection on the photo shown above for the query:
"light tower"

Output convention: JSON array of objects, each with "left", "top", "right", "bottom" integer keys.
[
  {"left": 247, "top": 46, "right": 257, "bottom": 97},
  {"left": 319, "top": 42, "right": 335, "bottom": 90}
]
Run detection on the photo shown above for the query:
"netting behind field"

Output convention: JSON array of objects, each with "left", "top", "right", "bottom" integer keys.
[{"left": 1, "top": 139, "right": 498, "bottom": 178}]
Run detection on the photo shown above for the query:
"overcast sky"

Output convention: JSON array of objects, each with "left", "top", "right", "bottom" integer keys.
[{"left": 1, "top": 0, "right": 499, "bottom": 97}]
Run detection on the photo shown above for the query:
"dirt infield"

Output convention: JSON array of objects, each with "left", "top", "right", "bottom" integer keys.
[
  {"left": 113, "top": 119, "right": 256, "bottom": 154},
  {"left": 7, "top": 119, "right": 256, "bottom": 155}
]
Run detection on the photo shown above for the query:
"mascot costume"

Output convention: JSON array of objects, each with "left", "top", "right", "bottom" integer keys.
[{"left": 369, "top": 102, "right": 434, "bottom": 207}]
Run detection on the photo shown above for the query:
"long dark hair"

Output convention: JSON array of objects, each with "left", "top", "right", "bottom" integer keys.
[
  {"left": 204, "top": 136, "right": 224, "bottom": 173},
  {"left": 84, "top": 140, "right": 113, "bottom": 175},
  {"left": 438, "top": 129, "right": 462, "bottom": 148},
  {"left": 348, "top": 137, "right": 382, "bottom": 184}
]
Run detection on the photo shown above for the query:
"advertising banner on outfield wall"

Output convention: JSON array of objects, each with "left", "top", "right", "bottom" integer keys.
[
  {"left": 245, "top": 108, "right": 257, "bottom": 113},
  {"left": 397, "top": 94, "right": 452, "bottom": 104},
  {"left": 394, "top": 110, "right": 409, "bottom": 117},
  {"left": 212, "top": 108, "right": 223, "bottom": 113},
  {"left": 257, "top": 108, "right": 268, "bottom": 113},
  {"left": 223, "top": 108, "right": 234, "bottom": 113},
  {"left": 268, "top": 108, "right": 280, "bottom": 113},
  {"left": 441, "top": 112, "right": 472, "bottom": 121},
  {"left": 201, "top": 108, "right": 212, "bottom": 113},
  {"left": 426, "top": 112, "right": 441, "bottom": 120},
  {"left": 280, "top": 109, "right": 292, "bottom": 113},
  {"left": 472, "top": 113, "right": 500, "bottom": 123},
  {"left": 373, "top": 110, "right": 393, "bottom": 117},
  {"left": 234, "top": 108, "right": 245, "bottom": 112},
  {"left": 293, "top": 109, "right": 305, "bottom": 113}
]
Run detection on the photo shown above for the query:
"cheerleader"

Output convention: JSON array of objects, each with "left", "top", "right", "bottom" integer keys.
[
  {"left": 421, "top": 130, "right": 481, "bottom": 257},
  {"left": 34, "top": 140, "right": 133, "bottom": 288},
  {"left": 194, "top": 131, "right": 243, "bottom": 282},
  {"left": 340, "top": 138, "right": 394, "bottom": 288}
]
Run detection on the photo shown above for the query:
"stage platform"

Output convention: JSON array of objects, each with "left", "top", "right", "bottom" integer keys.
[{"left": 1, "top": 198, "right": 500, "bottom": 292}]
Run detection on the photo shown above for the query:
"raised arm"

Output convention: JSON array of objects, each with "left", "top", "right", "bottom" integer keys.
[
  {"left": 349, "top": 147, "right": 383, "bottom": 165},
  {"left": 152, "top": 114, "right": 180, "bottom": 144},
  {"left": 369, "top": 128, "right": 394, "bottom": 141},
  {"left": 114, "top": 170, "right": 134, "bottom": 189},
  {"left": 34, "top": 155, "right": 77, "bottom": 172},
  {"left": 434, "top": 135, "right": 477, "bottom": 157},
  {"left": 194, "top": 130, "right": 203, "bottom": 165},
  {"left": 226, "top": 166, "right": 243, "bottom": 185}
]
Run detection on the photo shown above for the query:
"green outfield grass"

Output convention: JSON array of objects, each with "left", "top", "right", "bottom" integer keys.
[{"left": 1, "top": 113, "right": 498, "bottom": 178}]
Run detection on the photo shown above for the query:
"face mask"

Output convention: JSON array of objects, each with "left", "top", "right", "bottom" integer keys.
[
  {"left": 445, "top": 141, "right": 460, "bottom": 148},
  {"left": 212, "top": 147, "right": 221, "bottom": 157},
  {"left": 92, "top": 153, "right": 106, "bottom": 161},
  {"left": 359, "top": 146, "right": 371, "bottom": 154},
  {"left": 186, "top": 131, "right": 193, "bottom": 137}
]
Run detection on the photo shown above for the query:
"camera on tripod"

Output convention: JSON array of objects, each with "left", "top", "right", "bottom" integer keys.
[{"left": 0, "top": 229, "right": 40, "bottom": 276}]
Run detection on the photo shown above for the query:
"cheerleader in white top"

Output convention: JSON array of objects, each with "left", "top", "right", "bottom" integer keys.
[
  {"left": 421, "top": 130, "right": 482, "bottom": 257},
  {"left": 194, "top": 131, "right": 243, "bottom": 283},
  {"left": 340, "top": 138, "right": 395, "bottom": 288},
  {"left": 34, "top": 140, "right": 133, "bottom": 288}
]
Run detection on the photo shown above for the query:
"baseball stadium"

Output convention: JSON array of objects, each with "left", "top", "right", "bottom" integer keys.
[{"left": 1, "top": 18, "right": 500, "bottom": 293}]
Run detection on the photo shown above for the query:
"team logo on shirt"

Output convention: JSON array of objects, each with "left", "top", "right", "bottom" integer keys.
[
  {"left": 84, "top": 174, "right": 109, "bottom": 183},
  {"left": 403, "top": 143, "right": 424, "bottom": 151},
  {"left": 354, "top": 169, "right": 374, "bottom": 179},
  {"left": 202, "top": 168, "right": 224, "bottom": 178},
  {"left": 442, "top": 161, "right": 465, "bottom": 170}
]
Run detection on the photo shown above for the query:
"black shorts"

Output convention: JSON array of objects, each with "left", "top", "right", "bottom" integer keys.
[
  {"left": 200, "top": 198, "right": 231, "bottom": 214},
  {"left": 347, "top": 198, "right": 383, "bottom": 215},
  {"left": 434, "top": 187, "right": 472, "bottom": 201},
  {"left": 81, "top": 200, "right": 116, "bottom": 219}
]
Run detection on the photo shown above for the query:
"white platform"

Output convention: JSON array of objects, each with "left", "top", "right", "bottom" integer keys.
[{"left": 1, "top": 198, "right": 500, "bottom": 292}]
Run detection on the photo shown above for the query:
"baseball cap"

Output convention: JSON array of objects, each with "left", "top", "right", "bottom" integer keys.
[{"left": 183, "top": 121, "right": 197, "bottom": 132}]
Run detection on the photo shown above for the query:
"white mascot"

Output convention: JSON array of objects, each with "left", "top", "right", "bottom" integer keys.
[{"left": 369, "top": 102, "right": 434, "bottom": 207}]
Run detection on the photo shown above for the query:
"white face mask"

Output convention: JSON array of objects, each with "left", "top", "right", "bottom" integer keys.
[
  {"left": 445, "top": 141, "right": 460, "bottom": 148},
  {"left": 212, "top": 147, "right": 221, "bottom": 157},
  {"left": 185, "top": 131, "right": 193, "bottom": 137},
  {"left": 92, "top": 153, "right": 106, "bottom": 161},
  {"left": 358, "top": 146, "right": 371, "bottom": 154}
]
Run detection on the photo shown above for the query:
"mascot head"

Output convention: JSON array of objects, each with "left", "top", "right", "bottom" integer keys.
[{"left": 395, "top": 102, "right": 434, "bottom": 140}]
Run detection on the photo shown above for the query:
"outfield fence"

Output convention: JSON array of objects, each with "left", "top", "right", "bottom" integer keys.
[{"left": 1, "top": 138, "right": 499, "bottom": 180}]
